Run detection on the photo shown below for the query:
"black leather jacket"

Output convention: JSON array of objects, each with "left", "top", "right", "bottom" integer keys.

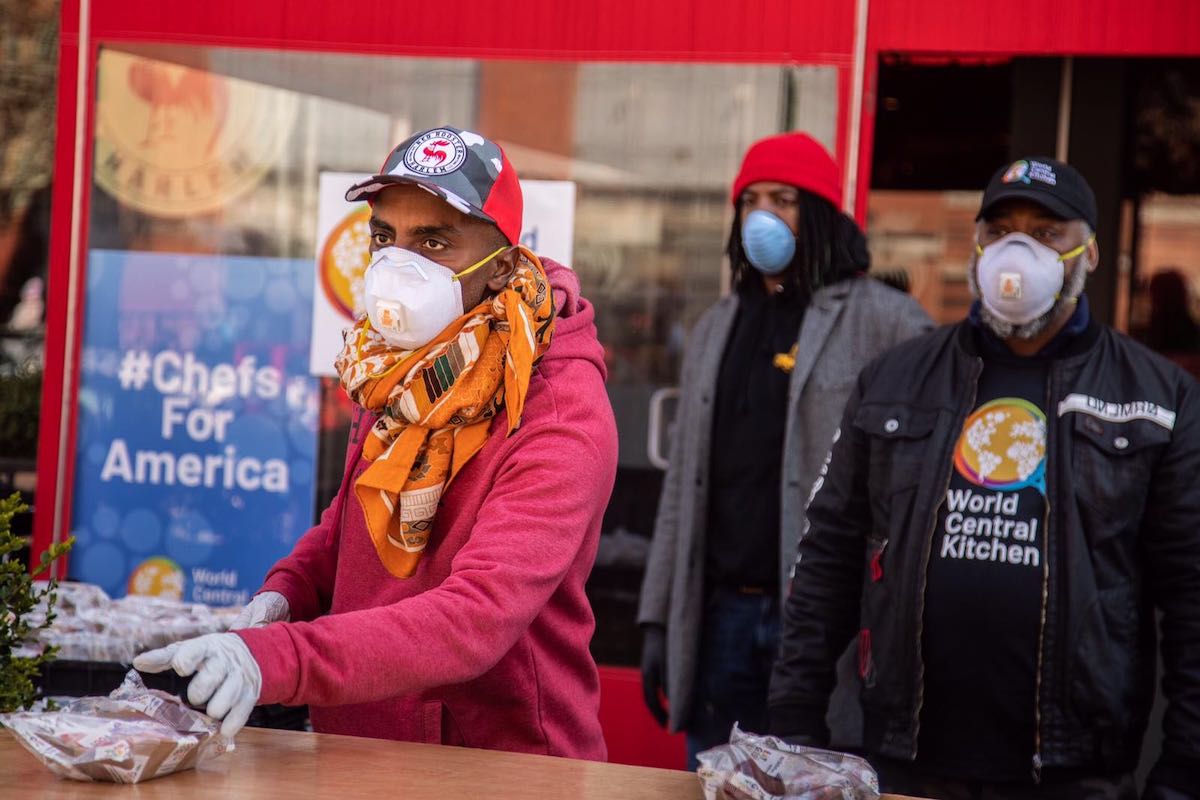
[{"left": 768, "top": 318, "right": 1200, "bottom": 796}]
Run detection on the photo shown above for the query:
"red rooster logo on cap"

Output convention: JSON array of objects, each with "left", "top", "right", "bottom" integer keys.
[{"left": 420, "top": 140, "right": 453, "bottom": 167}]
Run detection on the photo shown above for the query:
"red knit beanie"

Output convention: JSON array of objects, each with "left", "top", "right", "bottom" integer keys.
[{"left": 730, "top": 132, "right": 843, "bottom": 209}]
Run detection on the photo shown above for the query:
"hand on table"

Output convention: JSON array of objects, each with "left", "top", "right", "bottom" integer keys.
[
  {"left": 229, "top": 591, "right": 290, "bottom": 630},
  {"left": 133, "top": 632, "right": 262, "bottom": 738}
]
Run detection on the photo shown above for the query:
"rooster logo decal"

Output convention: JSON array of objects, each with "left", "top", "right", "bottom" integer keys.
[
  {"left": 419, "top": 140, "right": 454, "bottom": 167},
  {"left": 93, "top": 49, "right": 298, "bottom": 218},
  {"left": 402, "top": 129, "right": 468, "bottom": 176},
  {"left": 127, "top": 61, "right": 230, "bottom": 154}
]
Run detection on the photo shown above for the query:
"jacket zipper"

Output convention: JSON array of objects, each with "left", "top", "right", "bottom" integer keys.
[
  {"left": 910, "top": 357, "right": 982, "bottom": 759},
  {"left": 1032, "top": 499, "right": 1050, "bottom": 783},
  {"left": 1031, "top": 368, "right": 1057, "bottom": 783}
]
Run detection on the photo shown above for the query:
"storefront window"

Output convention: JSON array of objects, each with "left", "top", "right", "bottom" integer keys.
[
  {"left": 68, "top": 43, "right": 836, "bottom": 661},
  {"left": 866, "top": 189, "right": 983, "bottom": 324},
  {"left": 1130, "top": 193, "right": 1200, "bottom": 377}
]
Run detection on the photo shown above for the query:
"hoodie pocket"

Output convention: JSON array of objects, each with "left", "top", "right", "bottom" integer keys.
[{"left": 422, "top": 700, "right": 467, "bottom": 747}]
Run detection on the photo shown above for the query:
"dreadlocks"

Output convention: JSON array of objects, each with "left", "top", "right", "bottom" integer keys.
[{"left": 726, "top": 190, "right": 870, "bottom": 296}]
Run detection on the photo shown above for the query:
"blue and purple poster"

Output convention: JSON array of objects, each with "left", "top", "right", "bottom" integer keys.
[{"left": 70, "top": 249, "right": 320, "bottom": 604}]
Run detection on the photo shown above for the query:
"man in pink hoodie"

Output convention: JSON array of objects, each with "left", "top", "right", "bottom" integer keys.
[{"left": 135, "top": 126, "right": 618, "bottom": 761}]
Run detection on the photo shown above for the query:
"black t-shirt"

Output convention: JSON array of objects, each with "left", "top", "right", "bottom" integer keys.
[
  {"left": 704, "top": 284, "right": 805, "bottom": 590},
  {"left": 916, "top": 345, "right": 1049, "bottom": 781}
]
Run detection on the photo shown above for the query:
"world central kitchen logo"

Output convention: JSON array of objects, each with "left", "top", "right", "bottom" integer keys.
[
  {"left": 93, "top": 49, "right": 298, "bottom": 218},
  {"left": 939, "top": 397, "right": 1047, "bottom": 568}
]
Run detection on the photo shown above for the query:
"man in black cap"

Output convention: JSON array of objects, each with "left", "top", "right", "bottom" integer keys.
[{"left": 768, "top": 156, "right": 1200, "bottom": 799}]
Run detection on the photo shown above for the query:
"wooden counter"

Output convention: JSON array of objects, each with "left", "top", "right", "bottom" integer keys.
[{"left": 4, "top": 727, "right": 923, "bottom": 798}]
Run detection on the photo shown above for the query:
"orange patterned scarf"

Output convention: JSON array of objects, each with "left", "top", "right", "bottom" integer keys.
[{"left": 334, "top": 248, "right": 555, "bottom": 578}]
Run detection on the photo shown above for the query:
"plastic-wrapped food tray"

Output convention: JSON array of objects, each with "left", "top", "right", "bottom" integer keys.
[
  {"left": 32, "top": 660, "right": 310, "bottom": 732},
  {"left": 26, "top": 582, "right": 308, "bottom": 732},
  {"left": 697, "top": 724, "right": 880, "bottom": 800},
  {"left": 1, "top": 670, "right": 233, "bottom": 783}
]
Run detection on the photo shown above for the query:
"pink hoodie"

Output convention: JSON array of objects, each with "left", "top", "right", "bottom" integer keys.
[{"left": 236, "top": 260, "right": 617, "bottom": 760}]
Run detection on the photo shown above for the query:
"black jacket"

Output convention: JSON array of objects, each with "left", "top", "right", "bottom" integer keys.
[{"left": 768, "top": 318, "right": 1200, "bottom": 796}]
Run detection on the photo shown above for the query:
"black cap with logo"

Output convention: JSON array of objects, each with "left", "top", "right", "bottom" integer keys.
[{"left": 976, "top": 156, "right": 1098, "bottom": 230}]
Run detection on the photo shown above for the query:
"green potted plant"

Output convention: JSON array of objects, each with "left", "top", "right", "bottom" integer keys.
[{"left": 0, "top": 492, "right": 73, "bottom": 713}]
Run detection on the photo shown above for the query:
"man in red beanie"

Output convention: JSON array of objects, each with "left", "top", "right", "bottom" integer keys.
[{"left": 637, "top": 132, "right": 932, "bottom": 766}]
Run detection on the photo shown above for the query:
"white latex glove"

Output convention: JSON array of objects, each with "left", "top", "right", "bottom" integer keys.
[
  {"left": 133, "top": 633, "right": 262, "bottom": 738},
  {"left": 229, "top": 591, "right": 290, "bottom": 630}
]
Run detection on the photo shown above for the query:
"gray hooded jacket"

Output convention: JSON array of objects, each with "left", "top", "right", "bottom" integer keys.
[{"left": 637, "top": 275, "right": 932, "bottom": 733}]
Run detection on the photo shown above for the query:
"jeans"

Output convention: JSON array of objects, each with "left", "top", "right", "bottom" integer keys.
[{"left": 686, "top": 587, "right": 781, "bottom": 771}]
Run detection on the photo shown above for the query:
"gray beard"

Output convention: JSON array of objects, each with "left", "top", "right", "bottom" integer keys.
[{"left": 967, "top": 255, "right": 1089, "bottom": 340}]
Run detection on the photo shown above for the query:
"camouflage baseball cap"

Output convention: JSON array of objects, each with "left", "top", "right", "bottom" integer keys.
[{"left": 345, "top": 125, "right": 523, "bottom": 244}]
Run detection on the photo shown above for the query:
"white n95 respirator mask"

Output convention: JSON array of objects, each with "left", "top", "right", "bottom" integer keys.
[
  {"left": 363, "top": 245, "right": 506, "bottom": 350},
  {"left": 974, "top": 232, "right": 1091, "bottom": 326}
]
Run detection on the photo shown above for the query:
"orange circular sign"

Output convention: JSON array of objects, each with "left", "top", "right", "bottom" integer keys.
[
  {"left": 127, "top": 556, "right": 185, "bottom": 600},
  {"left": 320, "top": 205, "right": 372, "bottom": 320}
]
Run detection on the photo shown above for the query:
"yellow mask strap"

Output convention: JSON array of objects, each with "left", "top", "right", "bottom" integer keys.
[
  {"left": 1056, "top": 235, "right": 1096, "bottom": 263},
  {"left": 451, "top": 246, "right": 511, "bottom": 283},
  {"left": 974, "top": 234, "right": 1095, "bottom": 262}
]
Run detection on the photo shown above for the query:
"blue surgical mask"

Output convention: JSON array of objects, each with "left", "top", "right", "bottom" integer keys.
[{"left": 741, "top": 210, "right": 796, "bottom": 276}]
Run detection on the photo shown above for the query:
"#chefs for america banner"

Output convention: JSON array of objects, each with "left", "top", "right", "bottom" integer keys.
[{"left": 70, "top": 249, "right": 320, "bottom": 604}]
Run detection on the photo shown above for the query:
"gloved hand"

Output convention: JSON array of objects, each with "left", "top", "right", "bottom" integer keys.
[
  {"left": 229, "top": 591, "right": 290, "bottom": 630},
  {"left": 133, "top": 633, "right": 262, "bottom": 738},
  {"left": 640, "top": 624, "right": 668, "bottom": 728}
]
